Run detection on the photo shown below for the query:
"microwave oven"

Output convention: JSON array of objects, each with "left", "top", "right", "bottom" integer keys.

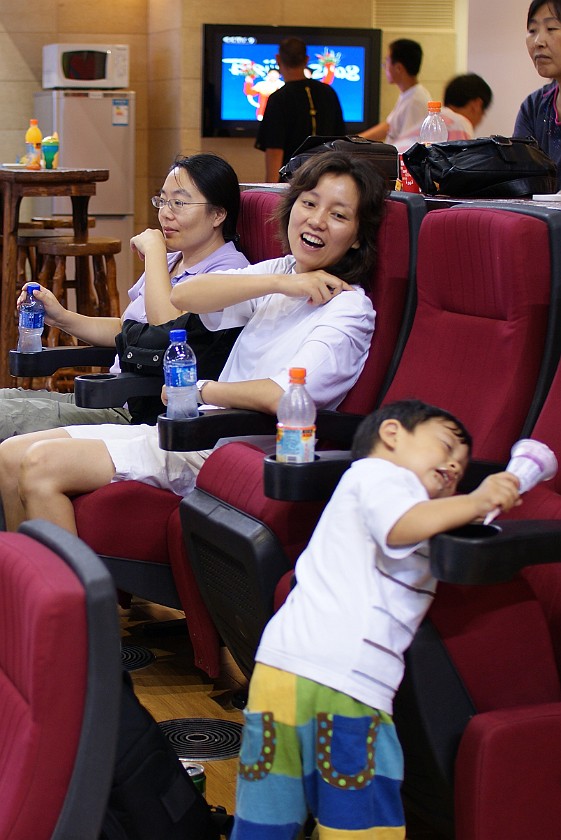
[{"left": 42, "top": 43, "right": 130, "bottom": 89}]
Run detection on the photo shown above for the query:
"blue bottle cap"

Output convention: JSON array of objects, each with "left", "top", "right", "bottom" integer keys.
[{"left": 169, "top": 329, "right": 187, "bottom": 342}]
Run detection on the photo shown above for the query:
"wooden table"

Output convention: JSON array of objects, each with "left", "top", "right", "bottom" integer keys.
[{"left": 0, "top": 166, "right": 109, "bottom": 387}]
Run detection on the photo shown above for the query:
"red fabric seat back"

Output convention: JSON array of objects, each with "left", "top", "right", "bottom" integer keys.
[
  {"left": 339, "top": 196, "right": 420, "bottom": 415},
  {"left": 0, "top": 533, "right": 87, "bottom": 839},
  {"left": 237, "top": 190, "right": 286, "bottom": 264},
  {"left": 383, "top": 207, "right": 552, "bottom": 462}
]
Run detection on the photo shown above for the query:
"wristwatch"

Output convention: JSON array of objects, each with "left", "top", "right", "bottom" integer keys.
[{"left": 196, "top": 379, "right": 212, "bottom": 405}]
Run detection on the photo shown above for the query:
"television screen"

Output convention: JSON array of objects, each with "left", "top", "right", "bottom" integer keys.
[{"left": 202, "top": 24, "right": 381, "bottom": 138}]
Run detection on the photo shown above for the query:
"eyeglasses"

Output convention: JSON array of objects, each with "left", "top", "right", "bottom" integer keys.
[{"left": 151, "top": 196, "right": 208, "bottom": 212}]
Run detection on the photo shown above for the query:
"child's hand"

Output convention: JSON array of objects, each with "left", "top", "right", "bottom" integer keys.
[
  {"left": 161, "top": 384, "right": 168, "bottom": 406},
  {"left": 470, "top": 471, "right": 521, "bottom": 521}
]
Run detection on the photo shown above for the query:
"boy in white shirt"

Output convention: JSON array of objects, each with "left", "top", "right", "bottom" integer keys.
[{"left": 231, "top": 399, "right": 520, "bottom": 839}]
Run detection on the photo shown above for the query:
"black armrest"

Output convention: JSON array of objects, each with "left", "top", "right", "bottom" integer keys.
[
  {"left": 430, "top": 520, "right": 561, "bottom": 584},
  {"left": 263, "top": 452, "right": 352, "bottom": 501},
  {"left": 158, "top": 409, "right": 278, "bottom": 451},
  {"left": 74, "top": 372, "right": 163, "bottom": 408},
  {"left": 9, "top": 346, "right": 116, "bottom": 377},
  {"left": 157, "top": 405, "right": 366, "bottom": 454},
  {"left": 315, "top": 409, "right": 364, "bottom": 446}
]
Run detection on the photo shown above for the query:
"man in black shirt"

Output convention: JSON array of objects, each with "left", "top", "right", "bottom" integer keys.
[{"left": 255, "top": 37, "right": 345, "bottom": 182}]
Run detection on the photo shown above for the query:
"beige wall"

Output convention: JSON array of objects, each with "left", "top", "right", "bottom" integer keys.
[{"left": 0, "top": 0, "right": 459, "bottom": 287}]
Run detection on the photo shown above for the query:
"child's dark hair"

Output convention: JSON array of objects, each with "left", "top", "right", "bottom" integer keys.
[
  {"left": 275, "top": 150, "right": 387, "bottom": 290},
  {"left": 351, "top": 399, "right": 473, "bottom": 460},
  {"left": 169, "top": 153, "right": 241, "bottom": 244}
]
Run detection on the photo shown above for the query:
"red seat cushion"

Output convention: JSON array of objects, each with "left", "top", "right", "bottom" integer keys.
[
  {"left": 429, "top": 577, "right": 561, "bottom": 711},
  {"left": 74, "top": 481, "right": 180, "bottom": 564}
]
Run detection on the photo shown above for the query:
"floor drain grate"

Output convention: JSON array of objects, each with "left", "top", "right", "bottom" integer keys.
[
  {"left": 159, "top": 718, "right": 243, "bottom": 760},
  {"left": 121, "top": 644, "right": 155, "bottom": 671}
]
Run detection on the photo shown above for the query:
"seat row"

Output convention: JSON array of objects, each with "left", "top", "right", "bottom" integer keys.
[
  {"left": 15, "top": 188, "right": 559, "bottom": 670},
  {"left": 8, "top": 188, "right": 561, "bottom": 838}
]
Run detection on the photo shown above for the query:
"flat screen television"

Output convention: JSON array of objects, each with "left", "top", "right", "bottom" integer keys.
[{"left": 202, "top": 24, "right": 381, "bottom": 138}]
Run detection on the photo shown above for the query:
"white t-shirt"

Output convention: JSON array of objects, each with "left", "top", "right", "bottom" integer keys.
[
  {"left": 386, "top": 84, "right": 432, "bottom": 152},
  {"left": 201, "top": 256, "right": 375, "bottom": 410},
  {"left": 256, "top": 458, "right": 436, "bottom": 713}
]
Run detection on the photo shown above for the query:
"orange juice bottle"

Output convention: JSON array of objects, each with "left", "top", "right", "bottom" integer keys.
[{"left": 24, "top": 119, "right": 43, "bottom": 169}]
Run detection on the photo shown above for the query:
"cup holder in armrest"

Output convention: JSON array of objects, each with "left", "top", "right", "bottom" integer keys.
[
  {"left": 430, "top": 520, "right": 561, "bottom": 585},
  {"left": 74, "top": 371, "right": 163, "bottom": 408},
  {"left": 9, "top": 345, "right": 116, "bottom": 377},
  {"left": 263, "top": 451, "right": 352, "bottom": 501},
  {"left": 157, "top": 409, "right": 277, "bottom": 451}
]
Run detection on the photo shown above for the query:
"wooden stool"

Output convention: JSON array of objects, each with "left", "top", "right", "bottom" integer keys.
[
  {"left": 14, "top": 218, "right": 96, "bottom": 288},
  {"left": 37, "top": 235, "right": 122, "bottom": 324},
  {"left": 36, "top": 235, "right": 121, "bottom": 392}
]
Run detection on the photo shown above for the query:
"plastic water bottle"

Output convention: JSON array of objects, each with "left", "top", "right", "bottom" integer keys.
[
  {"left": 163, "top": 329, "right": 198, "bottom": 419},
  {"left": 17, "top": 283, "right": 45, "bottom": 353},
  {"left": 419, "top": 101, "right": 448, "bottom": 145},
  {"left": 276, "top": 367, "right": 316, "bottom": 463}
]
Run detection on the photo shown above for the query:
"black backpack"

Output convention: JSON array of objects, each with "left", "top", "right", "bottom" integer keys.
[{"left": 99, "top": 671, "right": 233, "bottom": 840}]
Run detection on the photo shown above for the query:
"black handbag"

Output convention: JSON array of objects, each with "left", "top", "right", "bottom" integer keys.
[
  {"left": 402, "top": 135, "right": 557, "bottom": 198},
  {"left": 279, "top": 135, "right": 399, "bottom": 190}
]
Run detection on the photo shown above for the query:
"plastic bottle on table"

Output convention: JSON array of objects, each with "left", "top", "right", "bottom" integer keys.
[
  {"left": 24, "top": 119, "right": 43, "bottom": 170},
  {"left": 163, "top": 329, "right": 198, "bottom": 419},
  {"left": 276, "top": 367, "right": 316, "bottom": 463},
  {"left": 419, "top": 101, "right": 448, "bottom": 145},
  {"left": 17, "top": 283, "right": 45, "bottom": 353}
]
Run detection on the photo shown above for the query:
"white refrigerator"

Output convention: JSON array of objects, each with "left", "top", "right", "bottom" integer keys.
[{"left": 33, "top": 89, "right": 136, "bottom": 308}]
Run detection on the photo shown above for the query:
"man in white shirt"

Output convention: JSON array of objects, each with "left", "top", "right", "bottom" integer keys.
[{"left": 360, "top": 39, "right": 431, "bottom": 151}]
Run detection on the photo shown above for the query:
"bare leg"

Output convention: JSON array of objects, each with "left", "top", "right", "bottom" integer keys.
[
  {"left": 18, "top": 437, "right": 116, "bottom": 534},
  {"left": 0, "top": 429, "right": 72, "bottom": 531}
]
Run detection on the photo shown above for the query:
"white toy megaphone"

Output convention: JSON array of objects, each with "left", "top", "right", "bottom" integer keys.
[{"left": 483, "top": 439, "right": 558, "bottom": 524}]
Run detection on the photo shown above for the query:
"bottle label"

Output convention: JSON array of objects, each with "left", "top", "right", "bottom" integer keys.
[
  {"left": 164, "top": 362, "right": 196, "bottom": 388},
  {"left": 19, "top": 309, "right": 44, "bottom": 330},
  {"left": 276, "top": 425, "right": 316, "bottom": 463}
]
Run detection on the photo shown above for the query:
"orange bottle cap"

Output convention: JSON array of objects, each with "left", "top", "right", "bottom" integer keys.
[{"left": 289, "top": 367, "right": 306, "bottom": 382}]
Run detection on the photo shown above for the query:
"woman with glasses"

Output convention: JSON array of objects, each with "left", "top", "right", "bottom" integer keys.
[
  {"left": 0, "top": 151, "right": 385, "bottom": 533},
  {"left": 0, "top": 153, "right": 248, "bottom": 438}
]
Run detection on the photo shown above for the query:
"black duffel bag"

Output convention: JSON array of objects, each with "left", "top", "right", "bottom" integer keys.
[
  {"left": 402, "top": 135, "right": 557, "bottom": 198},
  {"left": 279, "top": 135, "right": 399, "bottom": 190}
]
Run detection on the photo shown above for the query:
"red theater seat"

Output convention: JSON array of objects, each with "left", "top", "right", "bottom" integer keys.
[{"left": 0, "top": 521, "right": 120, "bottom": 840}]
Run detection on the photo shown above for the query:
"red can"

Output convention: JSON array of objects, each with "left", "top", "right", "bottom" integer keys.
[{"left": 398, "top": 153, "right": 422, "bottom": 194}]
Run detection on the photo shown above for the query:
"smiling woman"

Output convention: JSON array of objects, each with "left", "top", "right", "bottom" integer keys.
[{"left": 514, "top": 0, "right": 561, "bottom": 189}]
